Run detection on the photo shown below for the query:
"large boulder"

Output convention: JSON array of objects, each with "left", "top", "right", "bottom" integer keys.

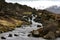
[
  {"left": 43, "top": 22, "right": 58, "bottom": 32},
  {"left": 43, "top": 31, "right": 56, "bottom": 39}
]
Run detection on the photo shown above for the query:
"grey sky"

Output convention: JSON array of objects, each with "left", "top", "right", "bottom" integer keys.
[
  {"left": 5, "top": 0, "right": 60, "bottom": 9},
  {"left": 6, "top": 0, "right": 60, "bottom": 1}
]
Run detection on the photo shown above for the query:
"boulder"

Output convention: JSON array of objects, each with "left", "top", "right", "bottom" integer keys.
[
  {"left": 43, "top": 22, "right": 58, "bottom": 32},
  {"left": 43, "top": 31, "right": 56, "bottom": 39},
  {"left": 32, "top": 30, "right": 40, "bottom": 37}
]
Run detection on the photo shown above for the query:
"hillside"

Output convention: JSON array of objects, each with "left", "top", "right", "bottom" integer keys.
[{"left": 0, "top": 0, "right": 37, "bottom": 33}]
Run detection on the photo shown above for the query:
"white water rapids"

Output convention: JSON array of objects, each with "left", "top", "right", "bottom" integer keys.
[{"left": 0, "top": 14, "right": 59, "bottom": 40}]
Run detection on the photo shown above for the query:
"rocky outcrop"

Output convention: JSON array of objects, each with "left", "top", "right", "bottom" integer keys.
[{"left": 31, "top": 22, "right": 60, "bottom": 39}]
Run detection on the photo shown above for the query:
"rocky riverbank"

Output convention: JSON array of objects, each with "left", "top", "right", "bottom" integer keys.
[
  {"left": 0, "top": 0, "right": 60, "bottom": 39},
  {"left": 31, "top": 22, "right": 59, "bottom": 39}
]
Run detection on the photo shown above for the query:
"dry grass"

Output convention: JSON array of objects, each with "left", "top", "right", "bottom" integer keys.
[{"left": 0, "top": 18, "right": 24, "bottom": 33}]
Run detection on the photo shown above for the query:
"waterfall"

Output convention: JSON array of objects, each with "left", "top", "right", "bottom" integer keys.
[{"left": 28, "top": 14, "right": 43, "bottom": 28}]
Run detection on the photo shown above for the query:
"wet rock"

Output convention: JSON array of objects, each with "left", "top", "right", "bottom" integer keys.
[
  {"left": 37, "top": 28, "right": 44, "bottom": 37},
  {"left": 14, "top": 34, "right": 19, "bottom": 36},
  {"left": 32, "top": 30, "right": 40, "bottom": 37},
  {"left": 31, "top": 28, "right": 44, "bottom": 37},
  {"left": 1, "top": 37, "right": 6, "bottom": 39},
  {"left": 28, "top": 34, "right": 32, "bottom": 37},
  {"left": 34, "top": 17, "right": 41, "bottom": 23},
  {"left": 28, "top": 34, "right": 31, "bottom": 37},
  {"left": 8, "top": 34, "right": 12, "bottom": 37},
  {"left": 37, "top": 25, "right": 41, "bottom": 27},
  {"left": 43, "top": 31, "right": 56, "bottom": 39}
]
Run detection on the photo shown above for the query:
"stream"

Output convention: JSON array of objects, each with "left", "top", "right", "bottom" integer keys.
[{"left": 0, "top": 14, "right": 60, "bottom": 40}]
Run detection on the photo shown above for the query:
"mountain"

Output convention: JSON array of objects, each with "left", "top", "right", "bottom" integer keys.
[{"left": 46, "top": 5, "right": 60, "bottom": 14}]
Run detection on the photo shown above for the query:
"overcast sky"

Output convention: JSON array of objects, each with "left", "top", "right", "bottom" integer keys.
[{"left": 5, "top": 0, "right": 60, "bottom": 9}]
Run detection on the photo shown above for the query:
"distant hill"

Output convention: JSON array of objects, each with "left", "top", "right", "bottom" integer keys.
[{"left": 46, "top": 5, "right": 60, "bottom": 14}]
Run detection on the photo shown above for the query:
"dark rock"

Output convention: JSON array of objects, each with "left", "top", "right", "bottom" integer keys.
[
  {"left": 1, "top": 37, "right": 6, "bottom": 39},
  {"left": 31, "top": 28, "right": 44, "bottom": 37},
  {"left": 37, "top": 25, "right": 41, "bottom": 27},
  {"left": 37, "top": 28, "right": 44, "bottom": 37},
  {"left": 43, "top": 22, "right": 58, "bottom": 32},
  {"left": 34, "top": 19, "right": 41, "bottom": 23},
  {"left": 34, "top": 17, "right": 41, "bottom": 23},
  {"left": 14, "top": 34, "right": 19, "bottom": 36},
  {"left": 8, "top": 34, "right": 12, "bottom": 37},
  {"left": 32, "top": 30, "right": 40, "bottom": 37},
  {"left": 28, "top": 34, "right": 32, "bottom": 37},
  {"left": 0, "top": 31, "right": 3, "bottom": 33},
  {"left": 43, "top": 31, "right": 56, "bottom": 39}
]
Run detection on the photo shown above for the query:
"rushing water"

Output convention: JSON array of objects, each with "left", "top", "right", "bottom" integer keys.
[{"left": 0, "top": 14, "right": 60, "bottom": 40}]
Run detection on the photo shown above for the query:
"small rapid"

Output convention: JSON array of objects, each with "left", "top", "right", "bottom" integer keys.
[
  {"left": 0, "top": 14, "right": 59, "bottom": 40},
  {"left": 0, "top": 14, "right": 43, "bottom": 40}
]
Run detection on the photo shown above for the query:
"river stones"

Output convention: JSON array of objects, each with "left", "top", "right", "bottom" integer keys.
[
  {"left": 28, "top": 34, "right": 32, "bottom": 37},
  {"left": 8, "top": 34, "right": 12, "bottom": 37},
  {"left": 37, "top": 28, "right": 44, "bottom": 37},
  {"left": 37, "top": 25, "right": 41, "bottom": 27},
  {"left": 31, "top": 28, "right": 44, "bottom": 37},
  {"left": 32, "top": 30, "right": 40, "bottom": 37},
  {"left": 1, "top": 36, "right": 6, "bottom": 39},
  {"left": 14, "top": 34, "right": 19, "bottom": 36}
]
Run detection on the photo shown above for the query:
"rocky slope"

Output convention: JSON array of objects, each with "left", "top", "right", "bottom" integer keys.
[{"left": 0, "top": 0, "right": 37, "bottom": 33}]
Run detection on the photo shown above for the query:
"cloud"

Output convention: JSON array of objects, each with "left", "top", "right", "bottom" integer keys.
[
  {"left": 5, "top": 0, "right": 60, "bottom": 9},
  {"left": 6, "top": 0, "right": 60, "bottom": 2},
  {"left": 18, "top": 1, "right": 60, "bottom": 9}
]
